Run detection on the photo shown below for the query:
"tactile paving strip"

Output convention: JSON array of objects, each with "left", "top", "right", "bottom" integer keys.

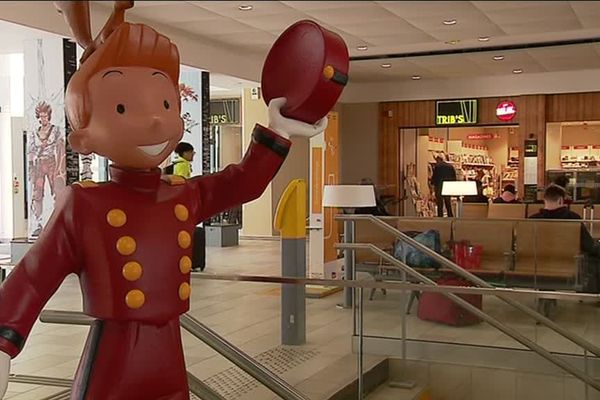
[{"left": 202, "top": 346, "right": 320, "bottom": 399}]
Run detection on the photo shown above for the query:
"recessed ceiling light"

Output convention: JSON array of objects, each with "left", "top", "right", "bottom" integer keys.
[
  {"left": 445, "top": 39, "right": 460, "bottom": 45},
  {"left": 478, "top": 36, "right": 491, "bottom": 42},
  {"left": 443, "top": 19, "right": 457, "bottom": 25},
  {"left": 238, "top": 4, "right": 253, "bottom": 11},
  {"left": 512, "top": 68, "right": 523, "bottom": 74},
  {"left": 493, "top": 55, "right": 505, "bottom": 61},
  {"left": 411, "top": 75, "right": 421, "bottom": 80},
  {"left": 356, "top": 45, "right": 368, "bottom": 51},
  {"left": 381, "top": 63, "right": 392, "bottom": 68}
]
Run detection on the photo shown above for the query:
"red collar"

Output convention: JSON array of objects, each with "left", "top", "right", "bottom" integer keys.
[{"left": 109, "top": 165, "right": 162, "bottom": 192}]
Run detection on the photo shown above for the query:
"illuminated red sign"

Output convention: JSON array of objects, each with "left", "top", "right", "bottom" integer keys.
[
  {"left": 496, "top": 100, "right": 517, "bottom": 121},
  {"left": 467, "top": 134, "right": 493, "bottom": 140}
]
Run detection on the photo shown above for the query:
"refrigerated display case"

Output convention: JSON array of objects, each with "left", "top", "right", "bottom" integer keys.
[{"left": 546, "top": 169, "right": 600, "bottom": 203}]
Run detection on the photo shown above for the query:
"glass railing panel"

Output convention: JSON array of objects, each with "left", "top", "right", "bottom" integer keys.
[
  {"left": 353, "top": 216, "right": 599, "bottom": 356},
  {"left": 187, "top": 274, "right": 600, "bottom": 400}
]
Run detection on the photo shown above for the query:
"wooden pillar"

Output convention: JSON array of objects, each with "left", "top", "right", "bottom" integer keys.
[
  {"left": 518, "top": 95, "right": 546, "bottom": 199},
  {"left": 378, "top": 102, "right": 400, "bottom": 214}
]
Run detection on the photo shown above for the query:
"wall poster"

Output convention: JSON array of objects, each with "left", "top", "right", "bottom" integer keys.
[
  {"left": 24, "top": 38, "right": 68, "bottom": 238},
  {"left": 178, "top": 65, "right": 203, "bottom": 176}
]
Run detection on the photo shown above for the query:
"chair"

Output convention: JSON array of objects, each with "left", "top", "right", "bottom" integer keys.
[
  {"left": 569, "top": 204, "right": 585, "bottom": 217},
  {"left": 462, "top": 203, "right": 489, "bottom": 219},
  {"left": 526, "top": 203, "right": 544, "bottom": 217},
  {"left": 453, "top": 220, "right": 515, "bottom": 275},
  {"left": 487, "top": 203, "right": 526, "bottom": 219},
  {"left": 511, "top": 220, "right": 581, "bottom": 288}
]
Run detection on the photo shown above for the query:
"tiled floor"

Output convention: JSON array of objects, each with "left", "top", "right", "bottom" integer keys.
[{"left": 1, "top": 239, "right": 599, "bottom": 399}]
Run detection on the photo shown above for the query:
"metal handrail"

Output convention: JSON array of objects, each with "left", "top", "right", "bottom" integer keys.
[
  {"left": 338, "top": 243, "right": 600, "bottom": 391},
  {"left": 181, "top": 314, "right": 310, "bottom": 400},
  {"left": 191, "top": 273, "right": 600, "bottom": 301},
  {"left": 38, "top": 310, "right": 308, "bottom": 400},
  {"left": 40, "top": 389, "right": 70, "bottom": 400},
  {"left": 187, "top": 372, "right": 227, "bottom": 400},
  {"left": 336, "top": 214, "right": 600, "bottom": 359},
  {"left": 9, "top": 374, "right": 72, "bottom": 388}
]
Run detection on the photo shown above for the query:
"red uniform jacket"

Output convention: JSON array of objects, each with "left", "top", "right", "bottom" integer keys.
[{"left": 0, "top": 124, "right": 290, "bottom": 358}]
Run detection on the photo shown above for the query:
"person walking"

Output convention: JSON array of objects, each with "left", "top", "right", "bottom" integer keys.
[{"left": 431, "top": 154, "right": 457, "bottom": 217}]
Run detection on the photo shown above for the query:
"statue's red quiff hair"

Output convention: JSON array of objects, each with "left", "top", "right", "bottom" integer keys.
[{"left": 66, "top": 22, "right": 180, "bottom": 130}]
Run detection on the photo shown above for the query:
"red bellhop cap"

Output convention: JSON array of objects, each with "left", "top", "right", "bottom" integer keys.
[{"left": 262, "top": 20, "right": 350, "bottom": 124}]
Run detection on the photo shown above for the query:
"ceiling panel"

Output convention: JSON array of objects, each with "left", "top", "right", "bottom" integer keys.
[
  {"left": 377, "top": 1, "right": 482, "bottom": 18},
  {"left": 570, "top": 1, "right": 600, "bottom": 17},
  {"left": 234, "top": 12, "right": 312, "bottom": 32},
  {"left": 177, "top": 19, "right": 257, "bottom": 36},
  {"left": 296, "top": 3, "right": 397, "bottom": 25},
  {"left": 499, "top": 19, "right": 583, "bottom": 35},
  {"left": 472, "top": 1, "right": 571, "bottom": 12},
  {"left": 132, "top": 1, "right": 183, "bottom": 7},
  {"left": 360, "top": 31, "right": 437, "bottom": 46},
  {"left": 282, "top": 1, "right": 370, "bottom": 11},
  {"left": 128, "top": 3, "right": 221, "bottom": 23},
  {"left": 479, "top": 2, "right": 577, "bottom": 24},
  {"left": 211, "top": 31, "right": 277, "bottom": 45},
  {"left": 425, "top": 24, "right": 506, "bottom": 42},
  {"left": 87, "top": 1, "right": 600, "bottom": 84},
  {"left": 527, "top": 44, "right": 600, "bottom": 71},
  {"left": 189, "top": 0, "right": 296, "bottom": 17},
  {"left": 350, "top": 60, "right": 431, "bottom": 82},
  {"left": 468, "top": 52, "right": 546, "bottom": 74},
  {"left": 334, "top": 19, "right": 428, "bottom": 37}
]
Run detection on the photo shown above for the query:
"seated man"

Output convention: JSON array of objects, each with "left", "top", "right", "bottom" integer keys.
[
  {"left": 529, "top": 184, "right": 599, "bottom": 257},
  {"left": 355, "top": 177, "right": 389, "bottom": 216},
  {"left": 493, "top": 184, "right": 520, "bottom": 204}
]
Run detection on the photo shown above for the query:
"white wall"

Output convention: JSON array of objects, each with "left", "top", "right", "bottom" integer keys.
[
  {"left": 10, "top": 117, "right": 25, "bottom": 238},
  {"left": 0, "top": 53, "right": 25, "bottom": 240},
  {"left": 0, "top": 113, "right": 12, "bottom": 240},
  {"left": 240, "top": 88, "right": 273, "bottom": 237},
  {"left": 546, "top": 123, "right": 562, "bottom": 170},
  {"left": 339, "top": 103, "right": 379, "bottom": 185}
]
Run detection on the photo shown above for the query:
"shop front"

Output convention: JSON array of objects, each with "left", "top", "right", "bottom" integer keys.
[
  {"left": 379, "top": 92, "right": 600, "bottom": 215},
  {"left": 546, "top": 121, "right": 600, "bottom": 204},
  {"left": 381, "top": 96, "right": 520, "bottom": 215}
]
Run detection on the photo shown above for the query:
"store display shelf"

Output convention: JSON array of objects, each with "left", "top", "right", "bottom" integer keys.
[
  {"left": 561, "top": 160, "right": 598, "bottom": 163},
  {"left": 428, "top": 161, "right": 461, "bottom": 165},
  {"left": 462, "top": 163, "right": 495, "bottom": 168}
]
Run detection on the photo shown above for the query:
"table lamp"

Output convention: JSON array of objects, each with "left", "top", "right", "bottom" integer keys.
[
  {"left": 323, "top": 185, "right": 376, "bottom": 308},
  {"left": 441, "top": 181, "right": 477, "bottom": 218},
  {"left": 322, "top": 185, "right": 376, "bottom": 209}
]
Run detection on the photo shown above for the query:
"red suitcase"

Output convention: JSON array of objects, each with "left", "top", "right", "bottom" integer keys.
[{"left": 417, "top": 278, "right": 482, "bottom": 326}]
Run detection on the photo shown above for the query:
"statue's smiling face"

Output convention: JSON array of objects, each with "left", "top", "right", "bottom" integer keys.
[{"left": 68, "top": 66, "right": 184, "bottom": 169}]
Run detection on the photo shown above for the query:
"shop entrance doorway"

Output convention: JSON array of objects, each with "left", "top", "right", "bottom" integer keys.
[{"left": 402, "top": 125, "right": 520, "bottom": 216}]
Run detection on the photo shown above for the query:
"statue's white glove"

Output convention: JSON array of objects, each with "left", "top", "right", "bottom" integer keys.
[
  {"left": 0, "top": 351, "right": 10, "bottom": 398},
  {"left": 268, "top": 98, "right": 328, "bottom": 139}
]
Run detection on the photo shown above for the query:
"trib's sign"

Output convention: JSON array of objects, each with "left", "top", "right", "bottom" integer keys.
[
  {"left": 435, "top": 99, "right": 478, "bottom": 126},
  {"left": 210, "top": 99, "right": 240, "bottom": 125}
]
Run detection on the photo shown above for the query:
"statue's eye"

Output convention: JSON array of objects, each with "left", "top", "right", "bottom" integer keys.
[
  {"left": 116, "top": 104, "right": 125, "bottom": 114},
  {"left": 163, "top": 100, "right": 170, "bottom": 110}
]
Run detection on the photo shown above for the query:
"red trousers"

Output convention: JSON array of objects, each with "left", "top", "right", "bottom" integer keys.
[
  {"left": 71, "top": 318, "right": 189, "bottom": 400},
  {"left": 32, "top": 158, "right": 65, "bottom": 219}
]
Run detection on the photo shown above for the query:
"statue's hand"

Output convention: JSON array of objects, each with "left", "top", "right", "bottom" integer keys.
[{"left": 268, "top": 98, "right": 328, "bottom": 139}]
